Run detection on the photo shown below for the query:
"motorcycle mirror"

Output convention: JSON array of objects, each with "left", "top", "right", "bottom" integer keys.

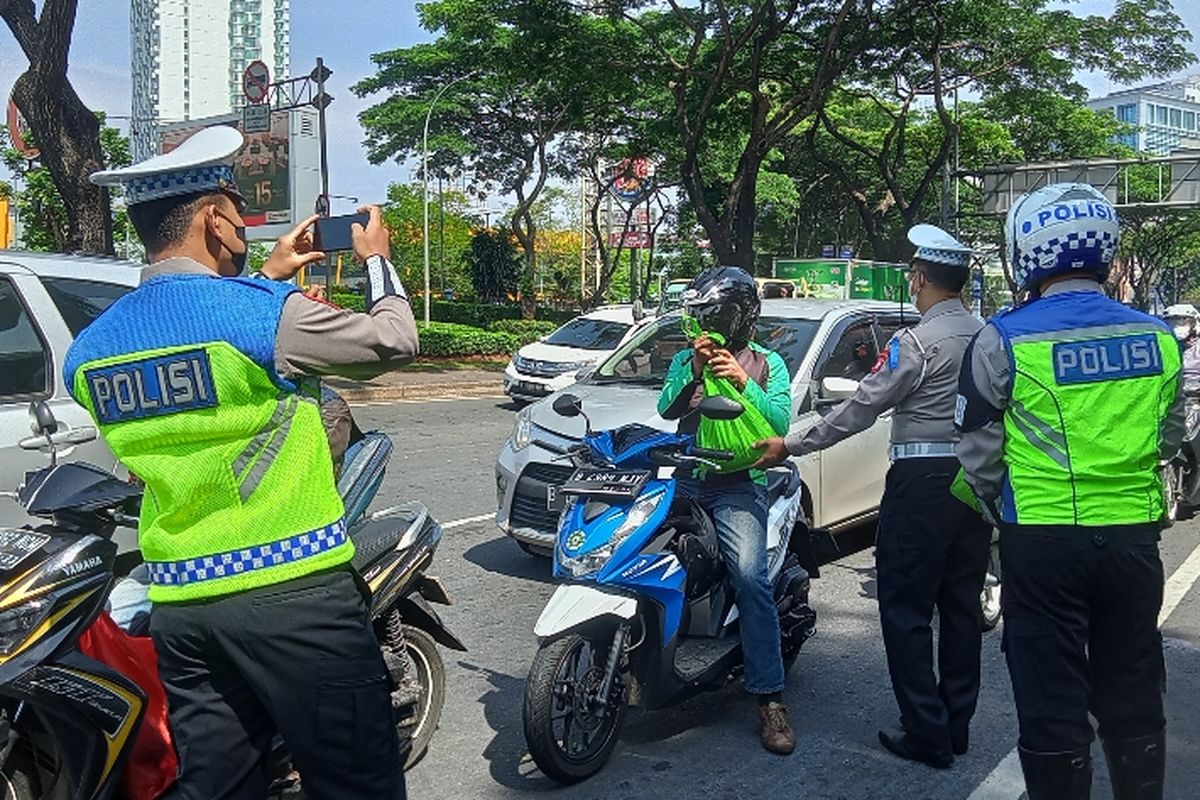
[
  {"left": 552, "top": 394, "right": 583, "bottom": 418},
  {"left": 29, "top": 400, "right": 58, "bottom": 437},
  {"left": 698, "top": 395, "right": 744, "bottom": 421}
]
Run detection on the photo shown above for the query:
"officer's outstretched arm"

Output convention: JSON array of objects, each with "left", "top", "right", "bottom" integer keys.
[
  {"left": 272, "top": 206, "right": 420, "bottom": 381},
  {"left": 785, "top": 329, "right": 923, "bottom": 455},
  {"left": 955, "top": 325, "right": 1009, "bottom": 506}
]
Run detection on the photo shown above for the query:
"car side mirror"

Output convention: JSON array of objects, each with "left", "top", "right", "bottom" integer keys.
[
  {"left": 552, "top": 393, "right": 583, "bottom": 418},
  {"left": 816, "top": 376, "right": 859, "bottom": 406},
  {"left": 698, "top": 395, "right": 744, "bottom": 420}
]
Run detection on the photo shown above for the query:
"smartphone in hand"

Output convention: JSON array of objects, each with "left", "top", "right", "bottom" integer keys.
[{"left": 312, "top": 212, "right": 370, "bottom": 253}]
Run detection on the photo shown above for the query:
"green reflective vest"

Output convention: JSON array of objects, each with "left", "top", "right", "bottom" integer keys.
[
  {"left": 64, "top": 274, "right": 350, "bottom": 603},
  {"left": 994, "top": 292, "right": 1180, "bottom": 526}
]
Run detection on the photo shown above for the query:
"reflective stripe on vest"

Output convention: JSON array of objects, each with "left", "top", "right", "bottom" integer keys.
[{"left": 146, "top": 520, "right": 347, "bottom": 586}]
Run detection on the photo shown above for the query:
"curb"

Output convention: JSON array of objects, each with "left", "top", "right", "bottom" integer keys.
[{"left": 335, "top": 381, "right": 506, "bottom": 403}]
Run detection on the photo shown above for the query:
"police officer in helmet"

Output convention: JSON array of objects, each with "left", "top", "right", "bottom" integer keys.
[
  {"left": 657, "top": 266, "right": 796, "bottom": 754},
  {"left": 757, "top": 224, "right": 990, "bottom": 768},
  {"left": 66, "top": 127, "right": 416, "bottom": 799},
  {"left": 956, "top": 183, "right": 1185, "bottom": 799}
]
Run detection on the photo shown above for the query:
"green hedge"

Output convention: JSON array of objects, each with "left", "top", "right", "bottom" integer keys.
[
  {"left": 326, "top": 291, "right": 576, "bottom": 326},
  {"left": 331, "top": 292, "right": 365, "bottom": 312},
  {"left": 487, "top": 319, "right": 557, "bottom": 346},
  {"left": 417, "top": 322, "right": 518, "bottom": 357}
]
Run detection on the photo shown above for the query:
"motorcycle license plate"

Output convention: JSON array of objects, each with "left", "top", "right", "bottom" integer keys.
[
  {"left": 0, "top": 529, "right": 51, "bottom": 571},
  {"left": 546, "top": 484, "right": 564, "bottom": 512},
  {"left": 560, "top": 468, "right": 651, "bottom": 499}
]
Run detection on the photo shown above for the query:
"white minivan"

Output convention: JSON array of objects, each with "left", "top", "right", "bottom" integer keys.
[{"left": 502, "top": 306, "right": 648, "bottom": 403}]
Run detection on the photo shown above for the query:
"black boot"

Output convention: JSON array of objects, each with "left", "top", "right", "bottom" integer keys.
[
  {"left": 1101, "top": 731, "right": 1165, "bottom": 800},
  {"left": 1018, "top": 745, "right": 1092, "bottom": 800}
]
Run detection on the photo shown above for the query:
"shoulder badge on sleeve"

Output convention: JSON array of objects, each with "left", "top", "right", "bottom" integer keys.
[{"left": 871, "top": 335, "right": 901, "bottom": 374}]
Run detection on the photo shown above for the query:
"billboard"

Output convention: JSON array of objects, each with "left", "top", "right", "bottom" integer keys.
[{"left": 160, "top": 107, "right": 321, "bottom": 241}]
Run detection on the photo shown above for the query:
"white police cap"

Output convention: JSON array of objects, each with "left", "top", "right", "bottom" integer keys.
[
  {"left": 90, "top": 125, "right": 245, "bottom": 206},
  {"left": 907, "top": 224, "right": 972, "bottom": 269}
]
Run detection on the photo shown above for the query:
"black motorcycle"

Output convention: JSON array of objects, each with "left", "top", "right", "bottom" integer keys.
[
  {"left": 0, "top": 401, "right": 463, "bottom": 799},
  {"left": 1164, "top": 389, "right": 1200, "bottom": 522}
]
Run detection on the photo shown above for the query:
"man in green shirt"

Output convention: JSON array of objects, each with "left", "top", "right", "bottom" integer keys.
[{"left": 657, "top": 267, "right": 794, "bottom": 754}]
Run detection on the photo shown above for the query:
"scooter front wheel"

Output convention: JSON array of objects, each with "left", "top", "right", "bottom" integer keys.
[{"left": 523, "top": 634, "right": 626, "bottom": 784}]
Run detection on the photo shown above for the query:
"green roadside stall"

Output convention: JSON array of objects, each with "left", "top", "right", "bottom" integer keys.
[{"left": 772, "top": 258, "right": 907, "bottom": 301}]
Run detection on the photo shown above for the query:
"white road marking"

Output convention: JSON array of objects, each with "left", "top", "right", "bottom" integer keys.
[
  {"left": 967, "top": 536, "right": 1200, "bottom": 800},
  {"left": 442, "top": 513, "right": 493, "bottom": 530}
]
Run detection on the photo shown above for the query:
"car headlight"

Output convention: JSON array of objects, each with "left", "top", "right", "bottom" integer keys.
[
  {"left": 558, "top": 490, "right": 666, "bottom": 578},
  {"left": 0, "top": 598, "right": 51, "bottom": 655},
  {"left": 511, "top": 406, "right": 533, "bottom": 451},
  {"left": 557, "top": 360, "right": 595, "bottom": 374}
]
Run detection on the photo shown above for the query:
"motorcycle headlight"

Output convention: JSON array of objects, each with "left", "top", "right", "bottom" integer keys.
[
  {"left": 558, "top": 490, "right": 666, "bottom": 578},
  {"left": 0, "top": 598, "right": 51, "bottom": 655},
  {"left": 511, "top": 406, "right": 533, "bottom": 451}
]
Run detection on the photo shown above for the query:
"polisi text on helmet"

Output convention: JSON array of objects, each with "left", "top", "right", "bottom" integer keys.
[{"left": 1026, "top": 201, "right": 1113, "bottom": 233}]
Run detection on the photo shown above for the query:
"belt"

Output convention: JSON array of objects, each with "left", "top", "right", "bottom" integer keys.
[
  {"left": 889, "top": 441, "right": 957, "bottom": 461},
  {"left": 146, "top": 520, "right": 348, "bottom": 586}
]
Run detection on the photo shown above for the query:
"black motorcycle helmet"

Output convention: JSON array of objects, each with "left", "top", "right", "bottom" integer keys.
[{"left": 682, "top": 266, "right": 760, "bottom": 350}]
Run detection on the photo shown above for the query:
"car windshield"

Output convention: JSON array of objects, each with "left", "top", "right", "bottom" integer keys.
[
  {"left": 542, "top": 317, "right": 631, "bottom": 350},
  {"left": 588, "top": 314, "right": 821, "bottom": 385}
]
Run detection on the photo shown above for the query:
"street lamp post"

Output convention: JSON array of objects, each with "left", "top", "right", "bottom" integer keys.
[{"left": 423, "top": 73, "right": 474, "bottom": 324}]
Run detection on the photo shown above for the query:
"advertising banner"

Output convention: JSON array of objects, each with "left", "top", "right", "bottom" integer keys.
[{"left": 160, "top": 112, "right": 294, "bottom": 229}]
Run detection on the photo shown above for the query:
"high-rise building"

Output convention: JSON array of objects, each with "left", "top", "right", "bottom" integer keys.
[
  {"left": 131, "top": 0, "right": 291, "bottom": 160},
  {"left": 1087, "top": 75, "right": 1200, "bottom": 155}
]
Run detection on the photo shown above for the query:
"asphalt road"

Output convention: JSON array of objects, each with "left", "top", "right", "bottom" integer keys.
[{"left": 353, "top": 398, "right": 1200, "bottom": 800}]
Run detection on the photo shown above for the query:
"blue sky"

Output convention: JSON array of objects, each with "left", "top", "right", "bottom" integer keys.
[{"left": 0, "top": 1, "right": 1196, "bottom": 216}]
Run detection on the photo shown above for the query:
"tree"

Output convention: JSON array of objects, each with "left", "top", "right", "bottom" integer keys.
[
  {"left": 801, "top": 0, "right": 1194, "bottom": 259},
  {"left": 355, "top": 0, "right": 631, "bottom": 315},
  {"left": 1, "top": 0, "right": 115, "bottom": 253},
  {"left": 2, "top": 120, "right": 130, "bottom": 253},
  {"left": 617, "top": 0, "right": 875, "bottom": 270},
  {"left": 1111, "top": 211, "right": 1200, "bottom": 310},
  {"left": 379, "top": 182, "right": 480, "bottom": 299},
  {"left": 466, "top": 229, "right": 522, "bottom": 303}
]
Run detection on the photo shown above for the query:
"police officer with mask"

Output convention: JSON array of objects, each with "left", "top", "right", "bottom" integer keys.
[
  {"left": 756, "top": 225, "right": 991, "bottom": 768},
  {"left": 65, "top": 127, "right": 417, "bottom": 800},
  {"left": 956, "top": 183, "right": 1184, "bottom": 800}
]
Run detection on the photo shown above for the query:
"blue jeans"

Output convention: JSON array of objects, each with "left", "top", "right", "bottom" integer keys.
[{"left": 679, "top": 478, "right": 785, "bottom": 695}]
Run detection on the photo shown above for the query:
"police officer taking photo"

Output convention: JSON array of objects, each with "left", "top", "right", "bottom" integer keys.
[
  {"left": 956, "top": 183, "right": 1184, "bottom": 800},
  {"left": 65, "top": 127, "right": 417, "bottom": 799},
  {"left": 756, "top": 224, "right": 991, "bottom": 768}
]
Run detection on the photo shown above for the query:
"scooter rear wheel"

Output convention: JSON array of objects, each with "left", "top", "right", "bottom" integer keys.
[{"left": 523, "top": 634, "right": 626, "bottom": 784}]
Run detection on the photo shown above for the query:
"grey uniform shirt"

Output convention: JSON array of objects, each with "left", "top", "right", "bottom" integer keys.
[
  {"left": 141, "top": 257, "right": 419, "bottom": 381},
  {"left": 786, "top": 298, "right": 983, "bottom": 455},
  {"left": 956, "top": 278, "right": 1186, "bottom": 505}
]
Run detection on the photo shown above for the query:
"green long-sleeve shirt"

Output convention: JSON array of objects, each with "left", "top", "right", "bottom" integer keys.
[{"left": 657, "top": 342, "right": 792, "bottom": 483}]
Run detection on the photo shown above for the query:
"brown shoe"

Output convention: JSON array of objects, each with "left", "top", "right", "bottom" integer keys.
[{"left": 758, "top": 702, "right": 796, "bottom": 755}]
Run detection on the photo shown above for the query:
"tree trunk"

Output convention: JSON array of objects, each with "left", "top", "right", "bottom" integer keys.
[{"left": 3, "top": 0, "right": 113, "bottom": 254}]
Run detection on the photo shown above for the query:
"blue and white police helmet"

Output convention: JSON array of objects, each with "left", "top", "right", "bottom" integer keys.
[{"left": 1005, "top": 182, "right": 1120, "bottom": 293}]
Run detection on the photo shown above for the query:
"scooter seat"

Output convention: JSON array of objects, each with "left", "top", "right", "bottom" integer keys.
[
  {"left": 349, "top": 517, "right": 404, "bottom": 572},
  {"left": 765, "top": 463, "right": 800, "bottom": 507}
]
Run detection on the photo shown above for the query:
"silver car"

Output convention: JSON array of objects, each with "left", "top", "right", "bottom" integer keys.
[
  {"left": 0, "top": 251, "right": 141, "bottom": 503},
  {"left": 495, "top": 298, "right": 918, "bottom": 554}
]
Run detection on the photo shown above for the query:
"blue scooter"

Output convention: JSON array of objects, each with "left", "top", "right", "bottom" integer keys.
[{"left": 521, "top": 393, "right": 817, "bottom": 783}]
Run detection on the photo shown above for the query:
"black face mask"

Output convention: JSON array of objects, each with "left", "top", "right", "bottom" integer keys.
[
  {"left": 214, "top": 211, "right": 249, "bottom": 275},
  {"left": 229, "top": 224, "right": 248, "bottom": 274}
]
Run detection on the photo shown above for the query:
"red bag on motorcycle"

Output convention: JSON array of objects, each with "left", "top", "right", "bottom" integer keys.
[{"left": 77, "top": 611, "right": 178, "bottom": 800}]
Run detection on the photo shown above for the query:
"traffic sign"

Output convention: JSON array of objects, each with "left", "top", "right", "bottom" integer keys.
[
  {"left": 310, "top": 63, "right": 333, "bottom": 84},
  {"left": 311, "top": 92, "right": 334, "bottom": 111},
  {"left": 243, "top": 103, "right": 271, "bottom": 134},
  {"left": 6, "top": 96, "right": 37, "bottom": 159},
  {"left": 243, "top": 60, "right": 271, "bottom": 104}
]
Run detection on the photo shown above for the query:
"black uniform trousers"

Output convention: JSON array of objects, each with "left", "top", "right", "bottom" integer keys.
[
  {"left": 1000, "top": 523, "right": 1166, "bottom": 752},
  {"left": 875, "top": 457, "right": 992, "bottom": 753},
  {"left": 150, "top": 565, "right": 406, "bottom": 800}
]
